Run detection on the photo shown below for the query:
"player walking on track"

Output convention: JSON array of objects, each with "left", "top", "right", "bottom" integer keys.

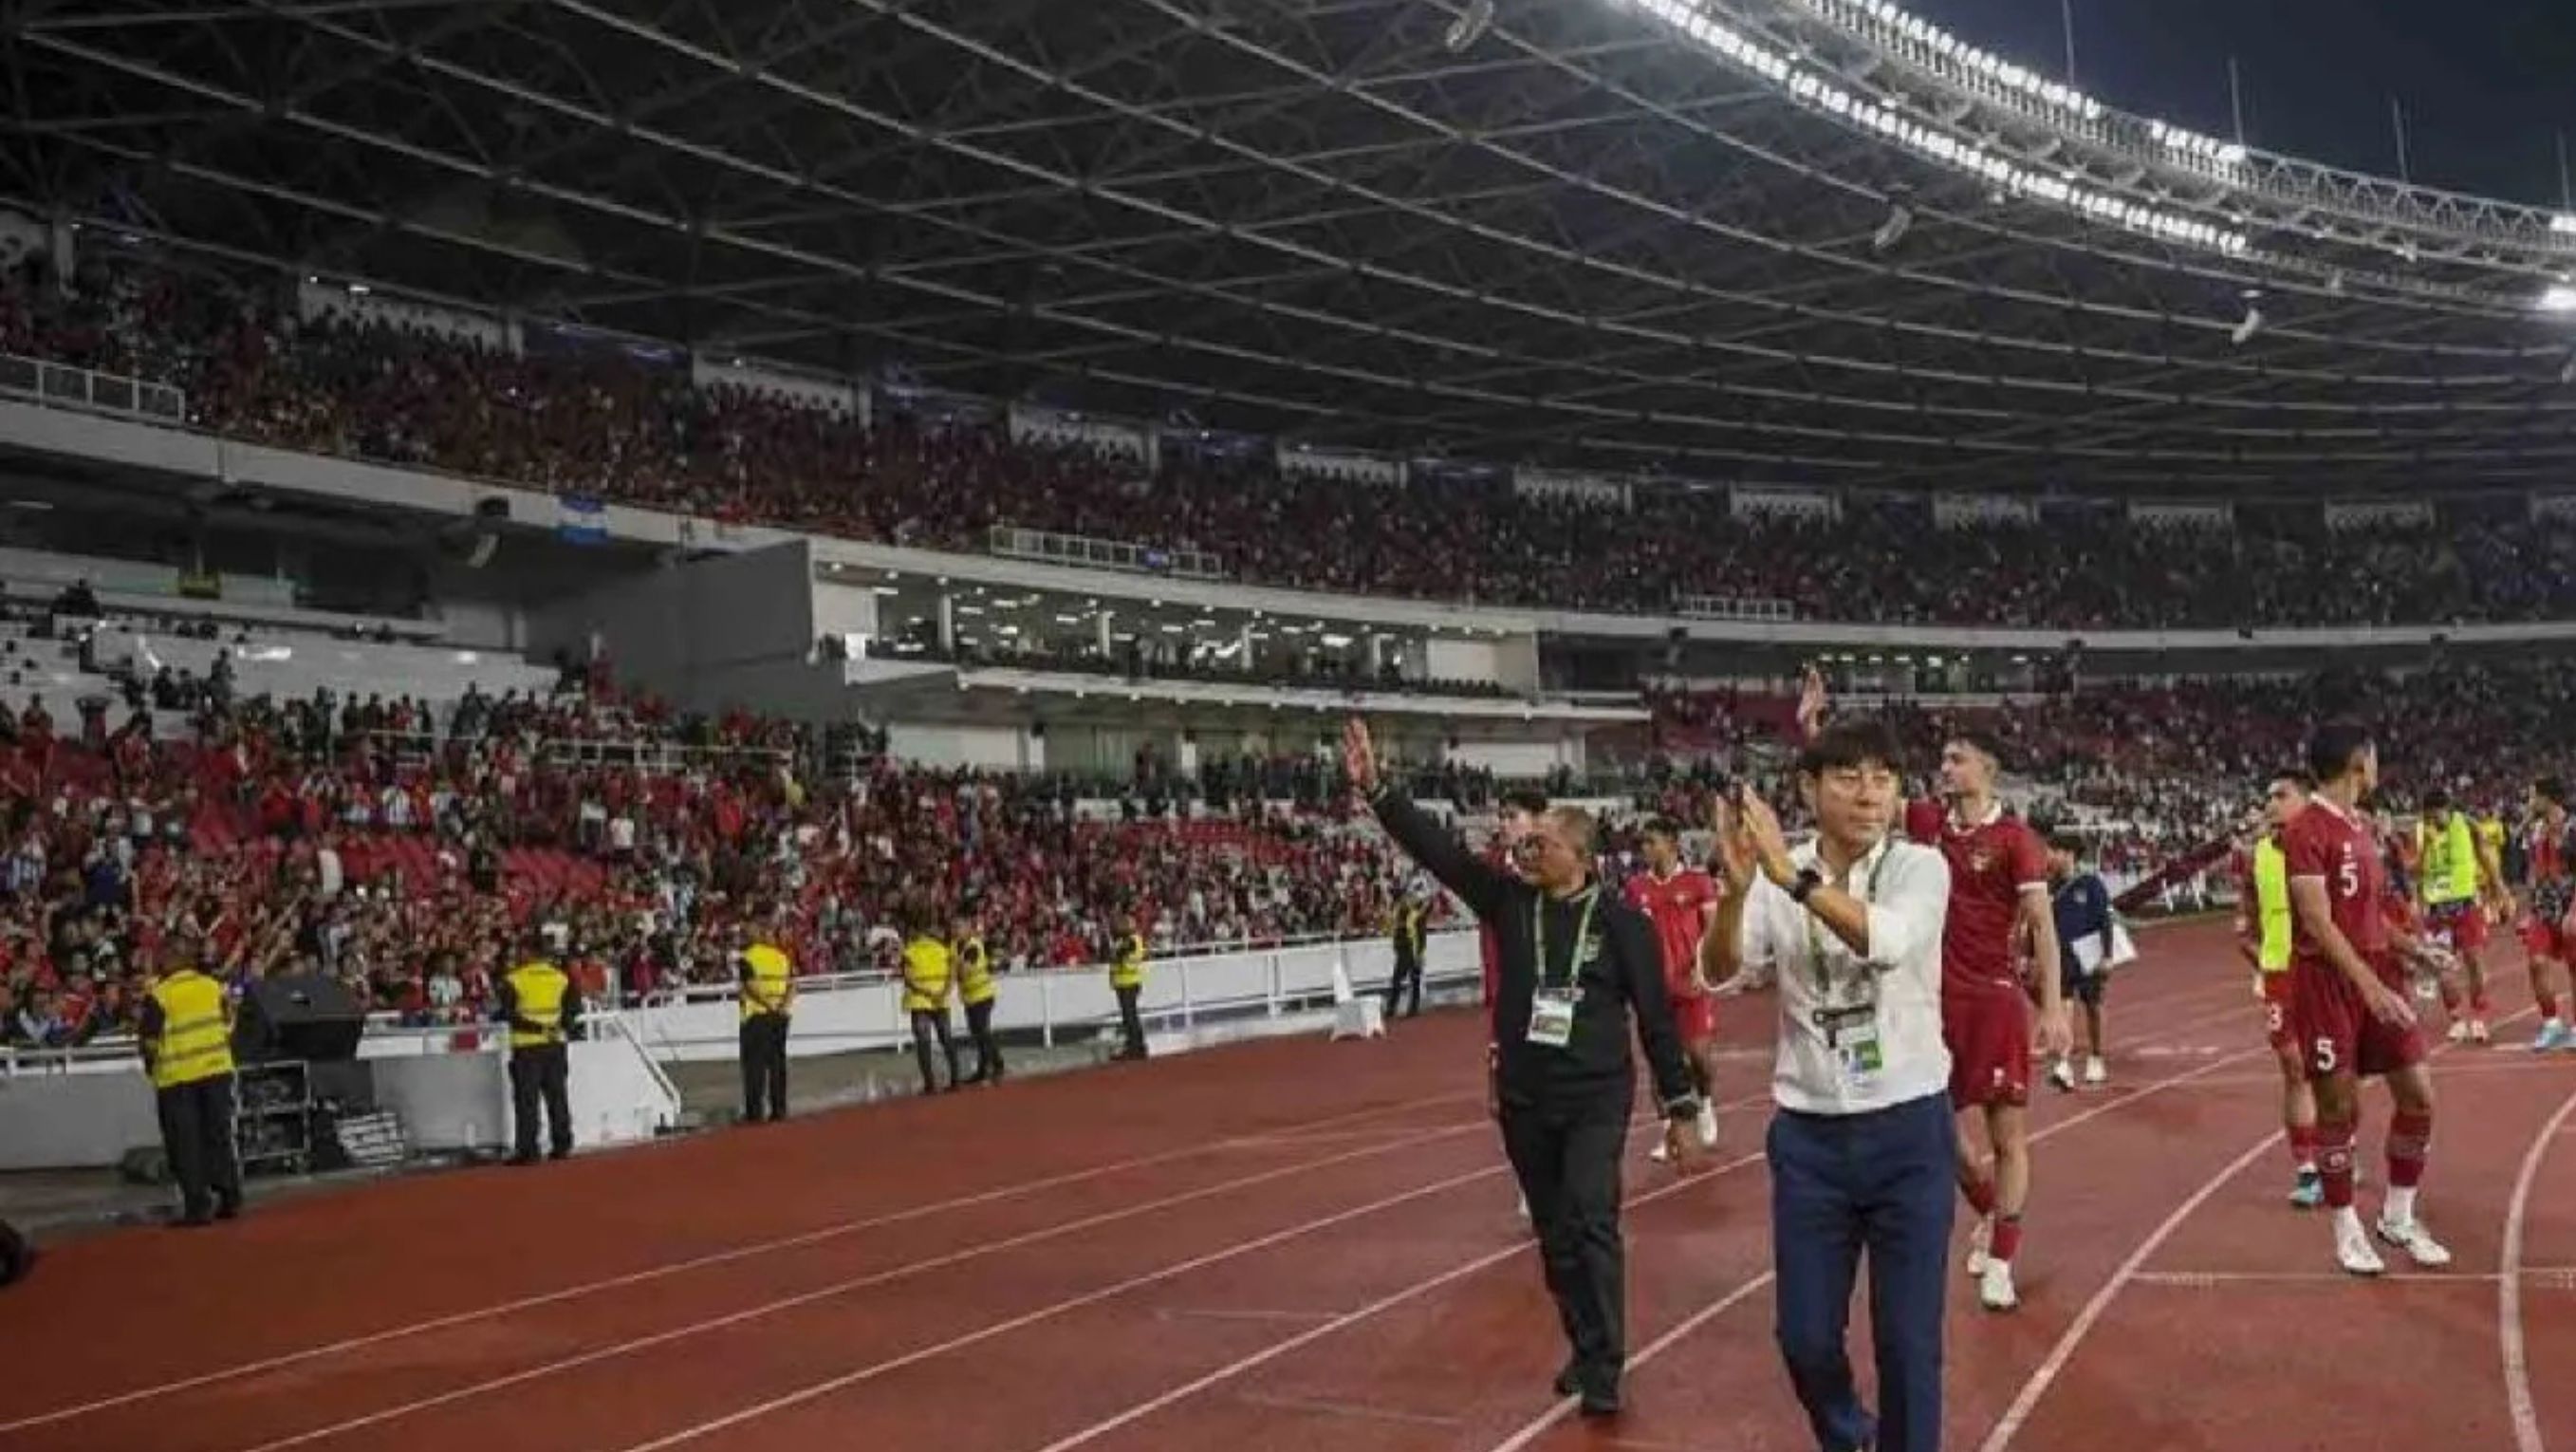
[
  {"left": 1799, "top": 670, "right": 2069, "bottom": 1312},
  {"left": 2284, "top": 721, "right": 2451, "bottom": 1276},
  {"left": 1625, "top": 816, "right": 1724, "bottom": 1161},
  {"left": 2519, "top": 778, "right": 2576, "bottom": 1052},
  {"left": 2238, "top": 770, "right": 2324, "bottom": 1207}
]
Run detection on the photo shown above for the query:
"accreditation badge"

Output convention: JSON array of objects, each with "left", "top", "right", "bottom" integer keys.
[
  {"left": 1527, "top": 988, "right": 1578, "bottom": 1049},
  {"left": 1817, "top": 1003, "right": 1882, "bottom": 1089}
]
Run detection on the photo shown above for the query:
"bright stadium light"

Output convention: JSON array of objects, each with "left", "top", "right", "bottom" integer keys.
[
  {"left": 2553, "top": 215, "right": 2576, "bottom": 236},
  {"left": 1624, "top": 0, "right": 2252, "bottom": 255},
  {"left": 2540, "top": 285, "right": 2576, "bottom": 313}
]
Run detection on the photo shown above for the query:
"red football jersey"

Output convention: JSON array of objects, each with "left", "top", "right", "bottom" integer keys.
[
  {"left": 1932, "top": 804, "right": 2048, "bottom": 1000},
  {"left": 2284, "top": 798, "right": 2390, "bottom": 972},
  {"left": 1624, "top": 866, "right": 1719, "bottom": 997}
]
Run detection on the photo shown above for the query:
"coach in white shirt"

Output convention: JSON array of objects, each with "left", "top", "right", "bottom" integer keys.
[{"left": 1702, "top": 718, "right": 1954, "bottom": 1452}]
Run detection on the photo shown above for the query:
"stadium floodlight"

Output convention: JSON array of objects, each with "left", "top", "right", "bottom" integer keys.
[
  {"left": 2543, "top": 285, "right": 2576, "bottom": 312},
  {"left": 2553, "top": 215, "right": 2576, "bottom": 236},
  {"left": 1625, "top": 0, "right": 2251, "bottom": 256}
]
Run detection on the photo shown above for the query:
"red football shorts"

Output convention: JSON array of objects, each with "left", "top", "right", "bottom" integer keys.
[
  {"left": 2289, "top": 957, "right": 2428, "bottom": 1082},
  {"left": 1944, "top": 991, "right": 2031, "bottom": 1110},
  {"left": 2259, "top": 972, "right": 2296, "bottom": 1053},
  {"left": 2522, "top": 917, "right": 2571, "bottom": 962},
  {"left": 2426, "top": 901, "right": 2488, "bottom": 953},
  {"left": 1669, "top": 991, "right": 1716, "bottom": 1047}
]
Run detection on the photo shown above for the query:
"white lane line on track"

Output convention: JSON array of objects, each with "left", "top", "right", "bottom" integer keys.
[
  {"left": 217, "top": 1110, "right": 1526, "bottom": 1452},
  {"left": 1235, "top": 1391, "right": 1464, "bottom": 1428},
  {"left": 2499, "top": 1083, "right": 2576, "bottom": 1452},
  {"left": 0, "top": 1089, "right": 1472, "bottom": 1437},
  {"left": 2134, "top": 1269, "right": 2501, "bottom": 1285},
  {"left": 1977, "top": 1003, "right": 2541, "bottom": 1452}
]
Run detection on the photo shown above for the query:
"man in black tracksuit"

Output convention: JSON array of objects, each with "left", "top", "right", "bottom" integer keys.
[{"left": 1346, "top": 719, "right": 1702, "bottom": 1418}]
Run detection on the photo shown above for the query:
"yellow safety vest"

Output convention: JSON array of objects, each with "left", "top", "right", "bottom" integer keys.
[
  {"left": 505, "top": 960, "right": 570, "bottom": 1050},
  {"left": 955, "top": 937, "right": 994, "bottom": 1007},
  {"left": 739, "top": 942, "right": 794, "bottom": 1022},
  {"left": 2418, "top": 812, "right": 2478, "bottom": 906},
  {"left": 146, "top": 969, "right": 234, "bottom": 1090},
  {"left": 2254, "top": 839, "right": 2292, "bottom": 973},
  {"left": 901, "top": 938, "right": 953, "bottom": 1015},
  {"left": 1110, "top": 935, "right": 1147, "bottom": 992}
]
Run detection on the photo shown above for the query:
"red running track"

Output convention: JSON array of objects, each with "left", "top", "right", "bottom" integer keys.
[{"left": 1, "top": 921, "right": 2567, "bottom": 1452}]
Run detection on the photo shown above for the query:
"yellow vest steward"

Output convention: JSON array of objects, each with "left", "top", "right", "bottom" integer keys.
[
  {"left": 505, "top": 960, "right": 570, "bottom": 1050},
  {"left": 147, "top": 970, "right": 234, "bottom": 1090},
  {"left": 739, "top": 942, "right": 794, "bottom": 1022},
  {"left": 2254, "top": 839, "right": 2293, "bottom": 973},
  {"left": 956, "top": 938, "right": 995, "bottom": 1007},
  {"left": 902, "top": 939, "right": 953, "bottom": 1015},
  {"left": 2418, "top": 812, "right": 2478, "bottom": 905},
  {"left": 1110, "top": 935, "right": 1147, "bottom": 992}
]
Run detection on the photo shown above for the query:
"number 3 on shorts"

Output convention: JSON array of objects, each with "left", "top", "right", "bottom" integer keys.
[{"left": 2310, "top": 1035, "right": 2339, "bottom": 1073}]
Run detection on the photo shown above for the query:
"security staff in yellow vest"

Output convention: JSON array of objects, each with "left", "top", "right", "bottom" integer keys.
[
  {"left": 2236, "top": 771, "right": 2321, "bottom": 1207},
  {"left": 1109, "top": 921, "right": 1150, "bottom": 1061},
  {"left": 1385, "top": 897, "right": 1429, "bottom": 1021},
  {"left": 497, "top": 933, "right": 584, "bottom": 1164},
  {"left": 954, "top": 917, "right": 1003, "bottom": 1085},
  {"left": 2417, "top": 787, "right": 2507, "bottom": 1045},
  {"left": 736, "top": 936, "right": 795, "bottom": 1124},
  {"left": 136, "top": 954, "right": 243, "bottom": 1226},
  {"left": 901, "top": 920, "right": 962, "bottom": 1094}
]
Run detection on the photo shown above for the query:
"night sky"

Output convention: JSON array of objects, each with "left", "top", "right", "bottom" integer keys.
[{"left": 1905, "top": 0, "right": 2576, "bottom": 208}]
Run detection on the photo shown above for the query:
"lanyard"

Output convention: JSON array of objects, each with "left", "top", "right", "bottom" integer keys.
[
  {"left": 1804, "top": 844, "right": 1892, "bottom": 1005},
  {"left": 1532, "top": 887, "right": 1600, "bottom": 993}
]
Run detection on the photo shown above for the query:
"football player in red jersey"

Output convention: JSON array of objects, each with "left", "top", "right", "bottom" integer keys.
[
  {"left": 2235, "top": 771, "right": 2323, "bottom": 1208},
  {"left": 2285, "top": 721, "right": 2449, "bottom": 1276},
  {"left": 1625, "top": 816, "right": 1723, "bottom": 1160},
  {"left": 2518, "top": 779, "right": 2576, "bottom": 1052},
  {"left": 1797, "top": 669, "right": 2069, "bottom": 1312}
]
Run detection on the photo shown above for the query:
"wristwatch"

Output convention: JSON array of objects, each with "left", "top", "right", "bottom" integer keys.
[{"left": 1788, "top": 867, "right": 1825, "bottom": 904}]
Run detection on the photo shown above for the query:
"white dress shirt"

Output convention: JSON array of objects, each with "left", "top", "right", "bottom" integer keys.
[{"left": 1738, "top": 833, "right": 1953, "bottom": 1116}]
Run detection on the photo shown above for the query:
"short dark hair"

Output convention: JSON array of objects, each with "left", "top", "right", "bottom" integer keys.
[
  {"left": 2542, "top": 777, "right": 2569, "bottom": 808},
  {"left": 1800, "top": 719, "right": 1905, "bottom": 777},
  {"left": 1641, "top": 815, "right": 1680, "bottom": 842},
  {"left": 1501, "top": 789, "right": 1549, "bottom": 817},
  {"left": 2422, "top": 785, "right": 2454, "bottom": 812},
  {"left": 2306, "top": 719, "right": 2374, "bottom": 785},
  {"left": 1947, "top": 730, "right": 2011, "bottom": 773},
  {"left": 2047, "top": 830, "right": 2086, "bottom": 856},
  {"left": 2269, "top": 768, "right": 2317, "bottom": 792}
]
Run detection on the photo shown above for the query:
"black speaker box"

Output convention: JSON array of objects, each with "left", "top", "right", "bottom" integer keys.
[{"left": 232, "top": 974, "right": 366, "bottom": 1065}]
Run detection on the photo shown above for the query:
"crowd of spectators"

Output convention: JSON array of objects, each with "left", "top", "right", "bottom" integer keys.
[
  {"left": 0, "top": 651, "right": 1449, "bottom": 1050},
  {"left": 13, "top": 252, "right": 2576, "bottom": 631}
]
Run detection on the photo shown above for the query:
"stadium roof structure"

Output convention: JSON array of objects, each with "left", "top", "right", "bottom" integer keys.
[{"left": 15, "top": 0, "right": 2576, "bottom": 497}]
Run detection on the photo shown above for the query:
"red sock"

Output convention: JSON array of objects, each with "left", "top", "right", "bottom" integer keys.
[
  {"left": 2440, "top": 979, "right": 2462, "bottom": 1012},
  {"left": 2316, "top": 1123, "right": 2358, "bottom": 1210},
  {"left": 2286, "top": 1124, "right": 2318, "bottom": 1170},
  {"left": 2542, "top": 990, "right": 2563, "bottom": 1021},
  {"left": 2472, "top": 992, "right": 2493, "bottom": 1015},
  {"left": 1989, "top": 1214, "right": 2024, "bottom": 1264},
  {"left": 1962, "top": 1173, "right": 1998, "bottom": 1218},
  {"left": 2387, "top": 1109, "right": 2433, "bottom": 1189}
]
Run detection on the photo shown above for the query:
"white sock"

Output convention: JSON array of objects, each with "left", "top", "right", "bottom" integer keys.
[
  {"left": 2332, "top": 1205, "right": 2365, "bottom": 1238},
  {"left": 2384, "top": 1185, "right": 2418, "bottom": 1224}
]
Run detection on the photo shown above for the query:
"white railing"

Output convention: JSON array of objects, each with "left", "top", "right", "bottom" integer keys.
[
  {"left": 1676, "top": 594, "right": 1796, "bottom": 623},
  {"left": 987, "top": 525, "right": 1226, "bottom": 582},
  {"left": 0, "top": 351, "right": 185, "bottom": 424}
]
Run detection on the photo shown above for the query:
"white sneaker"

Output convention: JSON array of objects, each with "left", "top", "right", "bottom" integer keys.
[
  {"left": 1965, "top": 1214, "right": 1992, "bottom": 1277},
  {"left": 1978, "top": 1257, "right": 2019, "bottom": 1312},
  {"left": 2376, "top": 1215, "right": 2454, "bottom": 1268},
  {"left": 2334, "top": 1212, "right": 2386, "bottom": 1277},
  {"left": 2471, "top": 1019, "right": 2492, "bottom": 1045},
  {"left": 2048, "top": 1059, "right": 2076, "bottom": 1092},
  {"left": 2446, "top": 1019, "right": 2470, "bottom": 1044},
  {"left": 1696, "top": 1101, "right": 1719, "bottom": 1147},
  {"left": 1648, "top": 1142, "right": 1671, "bottom": 1163},
  {"left": 2083, "top": 1056, "right": 2107, "bottom": 1086}
]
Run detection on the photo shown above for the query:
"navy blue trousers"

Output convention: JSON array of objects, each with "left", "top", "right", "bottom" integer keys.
[{"left": 1767, "top": 1090, "right": 1955, "bottom": 1452}]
